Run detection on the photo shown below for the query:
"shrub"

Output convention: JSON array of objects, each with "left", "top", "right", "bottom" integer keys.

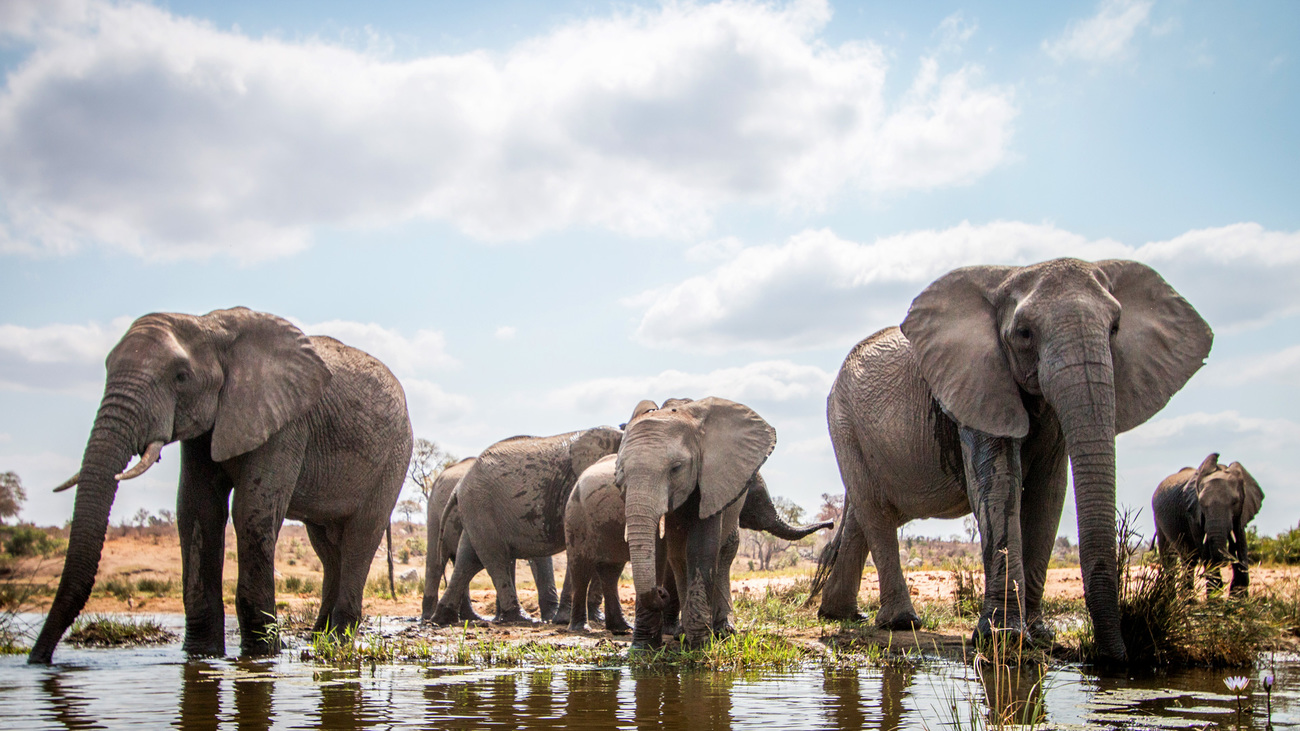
[
  {"left": 136, "top": 577, "right": 173, "bottom": 596},
  {"left": 1, "top": 525, "right": 65, "bottom": 557}
]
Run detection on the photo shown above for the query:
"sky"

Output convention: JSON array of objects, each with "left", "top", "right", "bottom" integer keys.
[{"left": 0, "top": 0, "right": 1297, "bottom": 542}]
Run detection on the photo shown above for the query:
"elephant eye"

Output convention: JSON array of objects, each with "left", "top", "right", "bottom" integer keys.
[
  {"left": 1110, "top": 320, "right": 1120, "bottom": 336},
  {"left": 175, "top": 370, "right": 190, "bottom": 384},
  {"left": 1015, "top": 326, "right": 1033, "bottom": 341}
]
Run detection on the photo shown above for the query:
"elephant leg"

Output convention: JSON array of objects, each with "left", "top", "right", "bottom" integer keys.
[
  {"left": 959, "top": 427, "right": 1027, "bottom": 640},
  {"left": 432, "top": 533, "right": 483, "bottom": 625},
  {"left": 229, "top": 436, "right": 302, "bottom": 656},
  {"left": 178, "top": 436, "right": 233, "bottom": 656},
  {"left": 329, "top": 515, "right": 390, "bottom": 636},
  {"left": 529, "top": 556, "right": 559, "bottom": 622},
  {"left": 553, "top": 564, "right": 574, "bottom": 626},
  {"left": 665, "top": 533, "right": 689, "bottom": 639},
  {"left": 1018, "top": 420, "right": 1067, "bottom": 643},
  {"left": 599, "top": 563, "right": 631, "bottom": 634},
  {"left": 862, "top": 504, "right": 919, "bottom": 630},
  {"left": 680, "top": 512, "right": 723, "bottom": 648},
  {"left": 422, "top": 555, "right": 447, "bottom": 623},
  {"left": 565, "top": 558, "right": 594, "bottom": 632},
  {"left": 304, "top": 522, "right": 342, "bottom": 632},
  {"left": 1230, "top": 528, "right": 1250, "bottom": 597},
  {"left": 711, "top": 527, "right": 740, "bottom": 637},
  {"left": 820, "top": 434, "right": 873, "bottom": 621},
  {"left": 481, "top": 549, "right": 532, "bottom": 625}
]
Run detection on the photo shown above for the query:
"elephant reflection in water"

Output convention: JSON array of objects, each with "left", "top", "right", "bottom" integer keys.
[
  {"left": 176, "top": 660, "right": 275, "bottom": 731},
  {"left": 424, "top": 670, "right": 566, "bottom": 729},
  {"left": 40, "top": 673, "right": 103, "bottom": 730},
  {"left": 633, "top": 670, "right": 735, "bottom": 731},
  {"left": 821, "top": 664, "right": 917, "bottom": 729}
]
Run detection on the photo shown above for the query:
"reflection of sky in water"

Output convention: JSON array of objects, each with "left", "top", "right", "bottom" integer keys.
[{"left": 1, "top": 617, "right": 1297, "bottom": 729}]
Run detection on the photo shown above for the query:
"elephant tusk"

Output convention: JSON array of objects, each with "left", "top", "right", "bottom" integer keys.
[
  {"left": 116, "top": 441, "right": 165, "bottom": 481},
  {"left": 52, "top": 472, "right": 81, "bottom": 493}
]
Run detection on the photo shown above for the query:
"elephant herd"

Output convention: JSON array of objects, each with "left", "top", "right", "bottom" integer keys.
[{"left": 27, "top": 257, "right": 1263, "bottom": 666}]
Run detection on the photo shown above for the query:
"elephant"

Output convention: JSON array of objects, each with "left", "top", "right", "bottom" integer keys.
[
  {"left": 807, "top": 258, "right": 1212, "bottom": 662},
  {"left": 563, "top": 452, "right": 832, "bottom": 634},
  {"left": 617, "top": 396, "right": 782, "bottom": 650},
  {"left": 29, "top": 307, "right": 413, "bottom": 664},
  {"left": 1153, "top": 453, "right": 1263, "bottom": 597},
  {"left": 428, "top": 425, "right": 624, "bottom": 625},
  {"left": 421, "top": 456, "right": 564, "bottom": 622}
]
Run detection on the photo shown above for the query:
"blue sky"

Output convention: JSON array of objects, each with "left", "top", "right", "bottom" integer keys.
[{"left": 1, "top": 0, "right": 1297, "bottom": 542}]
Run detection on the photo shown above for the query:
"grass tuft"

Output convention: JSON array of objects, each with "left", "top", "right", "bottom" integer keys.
[{"left": 66, "top": 615, "right": 176, "bottom": 647}]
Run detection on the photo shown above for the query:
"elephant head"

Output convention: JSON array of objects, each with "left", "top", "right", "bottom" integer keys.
[
  {"left": 570, "top": 425, "right": 625, "bottom": 479},
  {"left": 30, "top": 307, "right": 329, "bottom": 664},
  {"left": 615, "top": 396, "right": 776, "bottom": 647},
  {"left": 901, "top": 258, "right": 1212, "bottom": 661},
  {"left": 1186, "top": 453, "right": 1263, "bottom": 567}
]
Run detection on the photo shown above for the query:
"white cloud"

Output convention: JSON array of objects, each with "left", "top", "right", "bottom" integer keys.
[
  {"left": 631, "top": 221, "right": 1300, "bottom": 353},
  {"left": 0, "top": 317, "right": 131, "bottom": 395},
  {"left": 297, "top": 319, "right": 455, "bottom": 374},
  {"left": 494, "top": 326, "right": 517, "bottom": 340},
  {"left": 1043, "top": 0, "right": 1153, "bottom": 64},
  {"left": 548, "top": 360, "right": 834, "bottom": 418},
  {"left": 1210, "top": 345, "right": 1300, "bottom": 386},
  {"left": 402, "top": 378, "right": 475, "bottom": 433},
  {"left": 0, "top": 0, "right": 1016, "bottom": 261},
  {"left": 1119, "top": 410, "right": 1300, "bottom": 452}
]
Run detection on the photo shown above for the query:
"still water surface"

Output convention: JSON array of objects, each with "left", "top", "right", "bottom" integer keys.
[{"left": 1, "top": 615, "right": 1297, "bottom": 729}]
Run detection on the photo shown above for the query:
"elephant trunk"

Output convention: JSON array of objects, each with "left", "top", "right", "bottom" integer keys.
[
  {"left": 29, "top": 388, "right": 145, "bottom": 664},
  {"left": 624, "top": 472, "right": 668, "bottom": 650},
  {"left": 739, "top": 474, "right": 833, "bottom": 540},
  {"left": 1040, "top": 331, "right": 1127, "bottom": 663}
]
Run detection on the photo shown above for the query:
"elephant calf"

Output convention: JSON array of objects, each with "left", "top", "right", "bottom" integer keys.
[
  {"left": 1153, "top": 453, "right": 1263, "bottom": 597},
  {"left": 564, "top": 451, "right": 833, "bottom": 635}
]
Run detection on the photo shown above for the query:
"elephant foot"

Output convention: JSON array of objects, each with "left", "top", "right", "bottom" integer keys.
[
  {"left": 818, "top": 606, "right": 870, "bottom": 624},
  {"left": 551, "top": 606, "right": 572, "bottom": 626},
  {"left": 1025, "top": 617, "right": 1055, "bottom": 646},
  {"left": 429, "top": 605, "right": 463, "bottom": 627},
  {"left": 972, "top": 613, "right": 1028, "bottom": 653},
  {"left": 605, "top": 615, "right": 632, "bottom": 635},
  {"left": 712, "top": 621, "right": 736, "bottom": 639},
  {"left": 629, "top": 637, "right": 664, "bottom": 653},
  {"left": 493, "top": 609, "right": 539, "bottom": 626},
  {"left": 590, "top": 607, "right": 606, "bottom": 624},
  {"left": 875, "top": 611, "right": 923, "bottom": 632},
  {"left": 540, "top": 606, "right": 559, "bottom": 623},
  {"left": 564, "top": 622, "right": 591, "bottom": 634},
  {"left": 662, "top": 622, "right": 683, "bottom": 639}
]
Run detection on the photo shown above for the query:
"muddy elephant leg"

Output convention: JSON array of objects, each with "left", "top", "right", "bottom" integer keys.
[
  {"left": 481, "top": 548, "right": 531, "bottom": 624},
  {"left": 304, "top": 523, "right": 342, "bottom": 632},
  {"left": 230, "top": 437, "right": 304, "bottom": 655},
  {"left": 665, "top": 533, "right": 688, "bottom": 639},
  {"left": 1018, "top": 421, "right": 1067, "bottom": 643},
  {"left": 599, "top": 563, "right": 631, "bottom": 634},
  {"left": 960, "top": 427, "right": 1027, "bottom": 640},
  {"left": 863, "top": 503, "right": 919, "bottom": 630},
  {"left": 681, "top": 512, "right": 723, "bottom": 648},
  {"left": 529, "top": 556, "right": 559, "bottom": 622},
  {"left": 178, "top": 436, "right": 233, "bottom": 656},
  {"left": 565, "top": 558, "right": 594, "bottom": 632},
  {"left": 553, "top": 565, "right": 573, "bottom": 625},
  {"left": 432, "top": 533, "right": 483, "bottom": 625},
  {"left": 821, "top": 433, "right": 873, "bottom": 621},
  {"left": 329, "top": 513, "right": 391, "bottom": 636},
  {"left": 1229, "top": 527, "right": 1250, "bottom": 597},
  {"left": 711, "top": 527, "right": 740, "bottom": 637}
]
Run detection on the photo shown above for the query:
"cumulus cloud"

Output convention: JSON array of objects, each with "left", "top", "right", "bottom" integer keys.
[
  {"left": 548, "top": 360, "right": 834, "bottom": 418},
  {"left": 296, "top": 319, "right": 455, "bottom": 374},
  {"left": 1043, "top": 0, "right": 1153, "bottom": 64},
  {"left": 0, "top": 317, "right": 131, "bottom": 394},
  {"left": 1209, "top": 345, "right": 1300, "bottom": 386},
  {"left": 494, "top": 326, "right": 517, "bottom": 340},
  {"left": 0, "top": 0, "right": 1016, "bottom": 261},
  {"left": 1119, "top": 410, "right": 1300, "bottom": 456},
  {"left": 402, "top": 378, "right": 475, "bottom": 432},
  {"left": 631, "top": 221, "right": 1300, "bottom": 353}
]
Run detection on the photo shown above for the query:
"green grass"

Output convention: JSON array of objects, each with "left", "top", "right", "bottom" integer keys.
[{"left": 66, "top": 615, "right": 177, "bottom": 647}]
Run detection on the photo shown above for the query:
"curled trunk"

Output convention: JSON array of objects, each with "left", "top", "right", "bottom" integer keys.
[
  {"left": 29, "top": 400, "right": 141, "bottom": 664},
  {"left": 1041, "top": 333, "right": 1127, "bottom": 662},
  {"left": 739, "top": 474, "right": 833, "bottom": 540}
]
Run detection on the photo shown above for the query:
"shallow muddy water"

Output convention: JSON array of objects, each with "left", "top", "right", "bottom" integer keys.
[{"left": 1, "top": 615, "right": 1297, "bottom": 729}]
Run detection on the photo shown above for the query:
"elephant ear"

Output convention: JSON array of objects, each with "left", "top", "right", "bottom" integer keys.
[
  {"left": 901, "top": 265, "right": 1027, "bottom": 438},
  {"left": 687, "top": 397, "right": 777, "bottom": 519},
  {"left": 1096, "top": 260, "right": 1213, "bottom": 433},
  {"left": 208, "top": 308, "right": 331, "bottom": 462},
  {"left": 571, "top": 426, "right": 624, "bottom": 478},
  {"left": 1228, "top": 461, "right": 1264, "bottom": 527},
  {"left": 626, "top": 400, "right": 659, "bottom": 425}
]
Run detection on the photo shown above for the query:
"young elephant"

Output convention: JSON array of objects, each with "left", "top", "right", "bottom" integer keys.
[
  {"left": 422, "top": 457, "right": 560, "bottom": 622},
  {"left": 429, "top": 426, "right": 624, "bottom": 625},
  {"left": 31, "top": 308, "right": 412, "bottom": 664},
  {"left": 1152, "top": 453, "right": 1263, "bottom": 597},
  {"left": 564, "top": 452, "right": 833, "bottom": 635}
]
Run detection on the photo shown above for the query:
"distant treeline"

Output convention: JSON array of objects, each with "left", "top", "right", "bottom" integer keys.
[{"left": 1248, "top": 525, "right": 1300, "bottom": 565}]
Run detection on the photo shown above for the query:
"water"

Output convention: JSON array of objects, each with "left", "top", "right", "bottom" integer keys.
[{"left": 1, "top": 615, "right": 1297, "bottom": 729}]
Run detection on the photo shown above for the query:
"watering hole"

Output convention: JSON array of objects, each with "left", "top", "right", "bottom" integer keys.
[{"left": 1, "top": 615, "right": 1298, "bottom": 730}]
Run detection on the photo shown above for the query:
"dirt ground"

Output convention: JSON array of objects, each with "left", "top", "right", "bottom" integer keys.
[{"left": 11, "top": 525, "right": 1300, "bottom": 623}]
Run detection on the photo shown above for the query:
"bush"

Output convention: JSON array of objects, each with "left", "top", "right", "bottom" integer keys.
[
  {"left": 1, "top": 525, "right": 64, "bottom": 557},
  {"left": 280, "top": 576, "right": 318, "bottom": 595},
  {"left": 97, "top": 576, "right": 135, "bottom": 602},
  {"left": 1248, "top": 524, "right": 1300, "bottom": 565},
  {"left": 136, "top": 577, "right": 173, "bottom": 596}
]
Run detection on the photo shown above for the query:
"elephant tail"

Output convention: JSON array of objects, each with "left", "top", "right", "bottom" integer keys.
[
  {"left": 439, "top": 491, "right": 460, "bottom": 563},
  {"left": 386, "top": 523, "right": 396, "bottom": 600},
  {"left": 804, "top": 518, "right": 843, "bottom": 607}
]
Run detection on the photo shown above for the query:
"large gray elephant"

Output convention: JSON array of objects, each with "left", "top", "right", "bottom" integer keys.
[
  {"left": 808, "top": 258, "right": 1212, "bottom": 662},
  {"left": 29, "top": 307, "right": 412, "bottom": 664},
  {"left": 617, "top": 397, "right": 780, "bottom": 650},
  {"left": 428, "top": 425, "right": 624, "bottom": 625},
  {"left": 421, "top": 456, "right": 563, "bottom": 622},
  {"left": 564, "top": 452, "right": 832, "bottom": 634},
  {"left": 1153, "top": 453, "right": 1263, "bottom": 597}
]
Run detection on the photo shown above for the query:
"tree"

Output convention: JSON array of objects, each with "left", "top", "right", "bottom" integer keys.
[
  {"left": 132, "top": 508, "right": 152, "bottom": 528},
  {"left": 816, "top": 492, "right": 843, "bottom": 524},
  {"left": 396, "top": 498, "right": 422, "bottom": 529},
  {"left": 407, "top": 438, "right": 458, "bottom": 504},
  {"left": 745, "top": 496, "right": 810, "bottom": 571},
  {"left": 0, "top": 471, "right": 25, "bottom": 524}
]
